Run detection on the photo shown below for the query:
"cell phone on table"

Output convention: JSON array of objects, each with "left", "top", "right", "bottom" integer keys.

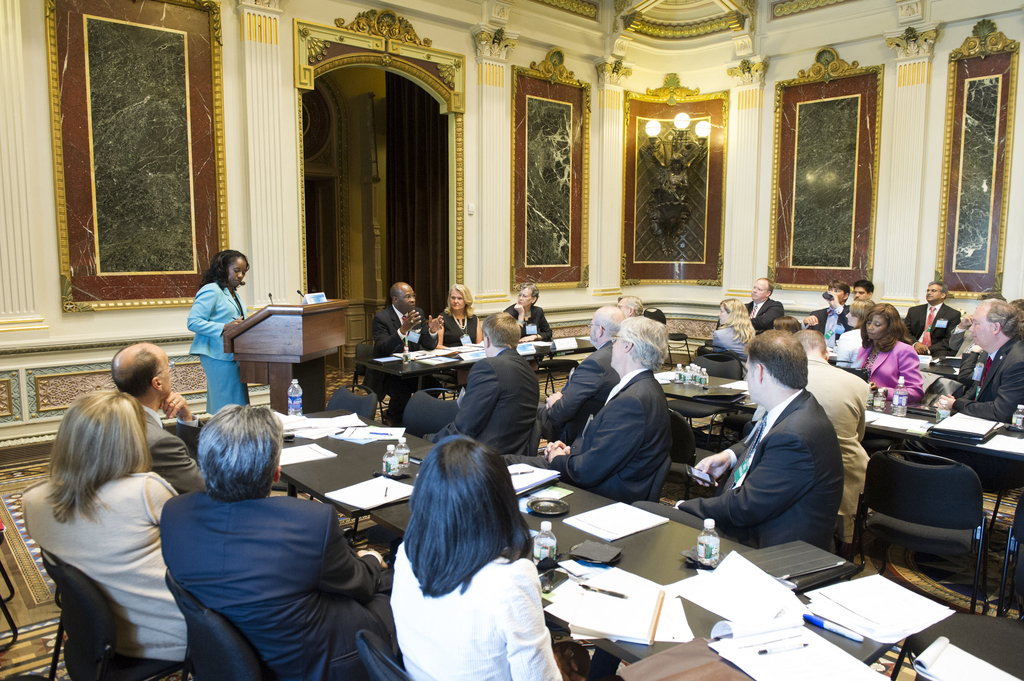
[
  {"left": 539, "top": 569, "right": 570, "bottom": 594},
  {"left": 684, "top": 464, "right": 713, "bottom": 485}
]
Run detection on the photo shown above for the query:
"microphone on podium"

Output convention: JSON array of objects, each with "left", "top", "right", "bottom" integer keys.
[{"left": 268, "top": 293, "right": 274, "bottom": 306}]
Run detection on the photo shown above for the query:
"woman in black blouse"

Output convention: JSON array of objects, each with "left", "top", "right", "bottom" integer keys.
[
  {"left": 504, "top": 283, "right": 552, "bottom": 343},
  {"left": 438, "top": 284, "right": 483, "bottom": 348}
]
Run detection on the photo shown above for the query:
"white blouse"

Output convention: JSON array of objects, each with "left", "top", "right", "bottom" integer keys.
[
  {"left": 835, "top": 328, "right": 864, "bottom": 368},
  {"left": 392, "top": 545, "right": 561, "bottom": 681}
]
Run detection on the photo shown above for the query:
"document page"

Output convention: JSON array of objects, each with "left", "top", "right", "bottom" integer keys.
[
  {"left": 563, "top": 503, "right": 668, "bottom": 541},
  {"left": 279, "top": 443, "right": 337, "bottom": 466},
  {"left": 710, "top": 627, "right": 885, "bottom": 681},
  {"left": 913, "top": 636, "right": 1021, "bottom": 681},
  {"left": 325, "top": 477, "right": 413, "bottom": 509}
]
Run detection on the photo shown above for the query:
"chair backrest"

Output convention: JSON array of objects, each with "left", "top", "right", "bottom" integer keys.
[
  {"left": 667, "top": 410, "right": 696, "bottom": 467},
  {"left": 327, "top": 387, "right": 378, "bottom": 419},
  {"left": 354, "top": 341, "right": 374, "bottom": 379},
  {"left": 164, "top": 571, "right": 271, "bottom": 681},
  {"left": 643, "top": 308, "right": 667, "bottom": 325},
  {"left": 863, "top": 451, "right": 983, "bottom": 531},
  {"left": 40, "top": 550, "right": 118, "bottom": 681},
  {"left": 647, "top": 456, "right": 672, "bottom": 502},
  {"left": 402, "top": 391, "right": 460, "bottom": 438},
  {"left": 695, "top": 353, "right": 743, "bottom": 380},
  {"left": 355, "top": 629, "right": 410, "bottom": 681}
]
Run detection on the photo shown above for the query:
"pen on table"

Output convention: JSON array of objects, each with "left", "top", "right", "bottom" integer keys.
[
  {"left": 384, "top": 485, "right": 388, "bottom": 498},
  {"left": 780, "top": 561, "right": 845, "bottom": 580},
  {"left": 368, "top": 431, "right": 394, "bottom": 437},
  {"left": 758, "top": 642, "right": 808, "bottom": 655},
  {"left": 510, "top": 470, "right": 533, "bottom": 476},
  {"left": 580, "top": 584, "right": 628, "bottom": 599},
  {"left": 802, "top": 614, "right": 864, "bottom": 642}
]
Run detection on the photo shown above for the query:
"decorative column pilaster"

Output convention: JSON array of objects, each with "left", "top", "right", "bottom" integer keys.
[
  {"left": 590, "top": 58, "right": 631, "bottom": 298},
  {"left": 0, "top": 0, "right": 44, "bottom": 331},
  {"left": 724, "top": 58, "right": 768, "bottom": 295},
  {"left": 237, "top": 0, "right": 288, "bottom": 307},
  {"left": 879, "top": 26, "right": 938, "bottom": 307},
  {"left": 471, "top": 25, "right": 518, "bottom": 305}
]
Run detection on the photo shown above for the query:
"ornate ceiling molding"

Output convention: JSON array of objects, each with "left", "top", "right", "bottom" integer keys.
[
  {"left": 522, "top": 49, "right": 584, "bottom": 87},
  {"left": 950, "top": 19, "right": 1019, "bottom": 61},
  {"left": 771, "top": 0, "right": 858, "bottom": 19},
  {"left": 644, "top": 73, "right": 700, "bottom": 104},
  {"left": 624, "top": 11, "right": 744, "bottom": 40},
  {"left": 335, "top": 9, "right": 432, "bottom": 47},
  {"left": 885, "top": 26, "right": 937, "bottom": 60},
  {"left": 527, "top": 0, "right": 598, "bottom": 20}
]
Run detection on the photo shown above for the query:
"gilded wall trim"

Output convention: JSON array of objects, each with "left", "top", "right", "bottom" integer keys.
[
  {"left": 950, "top": 19, "right": 1018, "bottom": 61},
  {"left": 527, "top": 0, "right": 598, "bottom": 20},
  {"left": 626, "top": 12, "right": 743, "bottom": 40},
  {"left": 771, "top": 0, "right": 857, "bottom": 18}
]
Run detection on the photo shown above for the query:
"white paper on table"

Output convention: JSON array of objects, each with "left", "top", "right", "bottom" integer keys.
[
  {"left": 931, "top": 412, "right": 999, "bottom": 436},
  {"left": 863, "top": 410, "right": 884, "bottom": 423},
  {"left": 293, "top": 427, "right": 343, "bottom": 440},
  {"left": 805, "top": 575, "right": 954, "bottom": 644},
  {"left": 333, "top": 426, "right": 405, "bottom": 442},
  {"left": 721, "top": 380, "right": 749, "bottom": 391},
  {"left": 274, "top": 413, "right": 308, "bottom": 429},
  {"left": 654, "top": 371, "right": 676, "bottom": 384},
  {"left": 279, "top": 443, "right": 337, "bottom": 466},
  {"left": 557, "top": 559, "right": 610, "bottom": 580},
  {"left": 710, "top": 626, "right": 885, "bottom": 681},
  {"left": 390, "top": 350, "right": 431, "bottom": 360},
  {"left": 418, "top": 356, "right": 457, "bottom": 365},
  {"left": 507, "top": 464, "right": 560, "bottom": 494},
  {"left": 553, "top": 338, "right": 579, "bottom": 351},
  {"left": 563, "top": 502, "right": 668, "bottom": 541},
  {"left": 913, "top": 636, "right": 1021, "bottom": 681},
  {"left": 870, "top": 415, "right": 933, "bottom": 432},
  {"left": 329, "top": 413, "right": 365, "bottom": 428},
  {"left": 517, "top": 343, "right": 537, "bottom": 355},
  {"left": 979, "top": 434, "right": 1024, "bottom": 455},
  {"left": 325, "top": 476, "right": 413, "bottom": 509},
  {"left": 458, "top": 350, "right": 487, "bottom": 361},
  {"left": 668, "top": 552, "right": 805, "bottom": 624}
]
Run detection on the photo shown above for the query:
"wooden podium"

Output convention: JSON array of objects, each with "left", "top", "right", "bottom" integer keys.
[{"left": 224, "top": 300, "right": 348, "bottom": 414}]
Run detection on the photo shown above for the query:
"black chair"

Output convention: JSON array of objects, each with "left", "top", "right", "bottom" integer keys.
[
  {"left": 663, "top": 411, "right": 716, "bottom": 501},
  {"left": 668, "top": 354, "right": 745, "bottom": 449},
  {"left": 643, "top": 308, "right": 667, "bottom": 325},
  {"left": 164, "top": 571, "right": 271, "bottom": 681},
  {"left": 0, "top": 526, "right": 18, "bottom": 651},
  {"left": 891, "top": 614, "right": 1024, "bottom": 680},
  {"left": 647, "top": 456, "right": 672, "bottom": 503},
  {"left": 695, "top": 353, "right": 743, "bottom": 380},
  {"left": 402, "top": 389, "right": 460, "bottom": 439},
  {"left": 537, "top": 357, "right": 579, "bottom": 396},
  {"left": 667, "top": 332, "right": 692, "bottom": 366},
  {"left": 854, "top": 451, "right": 987, "bottom": 614},
  {"left": 327, "top": 384, "right": 379, "bottom": 420},
  {"left": 355, "top": 629, "right": 409, "bottom": 681},
  {"left": 354, "top": 340, "right": 385, "bottom": 401},
  {"left": 41, "top": 550, "right": 183, "bottom": 681},
  {"left": 997, "top": 498, "right": 1024, "bottom": 617}
]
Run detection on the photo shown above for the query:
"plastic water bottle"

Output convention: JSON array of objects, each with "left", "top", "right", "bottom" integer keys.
[
  {"left": 395, "top": 436, "right": 410, "bottom": 470},
  {"left": 873, "top": 387, "right": 887, "bottom": 412},
  {"left": 675, "top": 363, "right": 684, "bottom": 382},
  {"left": 383, "top": 445, "right": 398, "bottom": 476},
  {"left": 892, "top": 377, "right": 908, "bottom": 417},
  {"left": 402, "top": 338, "right": 410, "bottom": 363},
  {"left": 287, "top": 379, "right": 302, "bottom": 415},
  {"left": 1013, "top": 405, "right": 1024, "bottom": 428},
  {"left": 697, "top": 518, "right": 720, "bottom": 567},
  {"left": 700, "top": 368, "right": 709, "bottom": 386},
  {"left": 533, "top": 521, "right": 557, "bottom": 564}
]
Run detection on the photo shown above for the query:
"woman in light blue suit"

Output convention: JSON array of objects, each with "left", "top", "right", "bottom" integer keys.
[{"left": 188, "top": 250, "right": 251, "bottom": 413}]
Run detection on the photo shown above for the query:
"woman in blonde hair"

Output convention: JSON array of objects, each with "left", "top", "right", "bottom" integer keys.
[
  {"left": 713, "top": 298, "right": 756, "bottom": 362},
  {"left": 22, "top": 391, "right": 186, "bottom": 662},
  {"left": 439, "top": 283, "right": 484, "bottom": 348}
]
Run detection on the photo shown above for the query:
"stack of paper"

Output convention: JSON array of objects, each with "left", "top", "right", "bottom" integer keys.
[
  {"left": 869, "top": 414, "right": 932, "bottom": 433},
  {"left": 275, "top": 413, "right": 365, "bottom": 440},
  {"left": 805, "top": 575, "right": 954, "bottom": 643},
  {"left": 331, "top": 426, "right": 405, "bottom": 443},
  {"left": 979, "top": 434, "right": 1024, "bottom": 454},
  {"left": 721, "top": 380, "right": 749, "bottom": 391},
  {"left": 325, "top": 476, "right": 413, "bottom": 509},
  {"left": 931, "top": 413, "right": 1000, "bottom": 439},
  {"left": 279, "top": 443, "right": 337, "bottom": 466},
  {"left": 913, "top": 636, "right": 1020, "bottom": 681},
  {"left": 458, "top": 349, "right": 487, "bottom": 361},
  {"left": 553, "top": 338, "right": 578, "bottom": 351},
  {"left": 710, "top": 626, "right": 885, "bottom": 681},
  {"left": 563, "top": 503, "right": 669, "bottom": 541},
  {"left": 508, "top": 464, "right": 559, "bottom": 494}
]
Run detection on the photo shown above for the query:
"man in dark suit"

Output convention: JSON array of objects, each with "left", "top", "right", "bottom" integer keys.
[
  {"left": 371, "top": 282, "right": 443, "bottom": 423},
  {"left": 746, "top": 278, "right": 785, "bottom": 334},
  {"left": 162, "top": 405, "right": 394, "bottom": 681},
  {"left": 428, "top": 313, "right": 539, "bottom": 457},
  {"left": 506, "top": 316, "right": 672, "bottom": 504},
  {"left": 801, "top": 279, "right": 851, "bottom": 349},
  {"left": 904, "top": 281, "right": 962, "bottom": 358},
  {"left": 110, "top": 343, "right": 204, "bottom": 494},
  {"left": 637, "top": 331, "right": 844, "bottom": 550},
  {"left": 537, "top": 305, "right": 623, "bottom": 442}
]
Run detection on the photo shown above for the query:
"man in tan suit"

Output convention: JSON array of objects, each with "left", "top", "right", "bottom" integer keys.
[{"left": 796, "top": 331, "right": 869, "bottom": 548}]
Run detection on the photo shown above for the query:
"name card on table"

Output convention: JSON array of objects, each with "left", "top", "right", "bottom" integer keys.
[{"left": 553, "top": 337, "right": 578, "bottom": 351}]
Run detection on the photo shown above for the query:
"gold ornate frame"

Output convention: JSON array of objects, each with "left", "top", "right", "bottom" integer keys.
[
  {"left": 293, "top": 12, "right": 465, "bottom": 285},
  {"left": 45, "top": 0, "right": 229, "bottom": 311},
  {"left": 767, "top": 47, "right": 882, "bottom": 290},
  {"left": 510, "top": 49, "right": 591, "bottom": 290},
  {"left": 935, "top": 20, "right": 1018, "bottom": 298}
]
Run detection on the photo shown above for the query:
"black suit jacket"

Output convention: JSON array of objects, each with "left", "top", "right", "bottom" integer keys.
[
  {"left": 550, "top": 371, "right": 671, "bottom": 504},
  {"left": 678, "top": 391, "right": 844, "bottom": 550},
  {"left": 162, "top": 493, "right": 391, "bottom": 681},
  {"left": 904, "top": 303, "right": 961, "bottom": 358},
  {"left": 746, "top": 299, "right": 785, "bottom": 333},
  {"left": 430, "top": 348, "right": 540, "bottom": 457},
  {"left": 806, "top": 305, "right": 851, "bottom": 339},
  {"left": 372, "top": 306, "right": 438, "bottom": 357},
  {"left": 954, "top": 340, "right": 1024, "bottom": 423},
  {"left": 503, "top": 304, "right": 553, "bottom": 342},
  {"left": 144, "top": 411, "right": 204, "bottom": 494},
  {"left": 541, "top": 342, "right": 618, "bottom": 442}
]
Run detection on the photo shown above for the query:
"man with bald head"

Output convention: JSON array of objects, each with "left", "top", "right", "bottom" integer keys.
[
  {"left": 371, "top": 282, "right": 444, "bottom": 424},
  {"left": 747, "top": 278, "right": 785, "bottom": 334},
  {"left": 538, "top": 306, "right": 624, "bottom": 442},
  {"left": 111, "top": 343, "right": 205, "bottom": 493}
]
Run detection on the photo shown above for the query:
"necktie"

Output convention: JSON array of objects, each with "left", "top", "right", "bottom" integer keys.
[
  {"left": 922, "top": 307, "right": 937, "bottom": 347},
  {"left": 750, "top": 304, "right": 759, "bottom": 320},
  {"left": 732, "top": 417, "right": 768, "bottom": 488}
]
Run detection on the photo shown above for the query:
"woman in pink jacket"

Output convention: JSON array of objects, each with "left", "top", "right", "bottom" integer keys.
[{"left": 855, "top": 303, "right": 925, "bottom": 403}]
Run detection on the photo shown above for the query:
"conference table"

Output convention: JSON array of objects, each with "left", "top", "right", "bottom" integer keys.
[{"left": 278, "top": 410, "right": 889, "bottom": 667}]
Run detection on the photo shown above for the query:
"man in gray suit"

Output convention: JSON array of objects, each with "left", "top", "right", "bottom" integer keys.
[{"left": 111, "top": 343, "right": 205, "bottom": 493}]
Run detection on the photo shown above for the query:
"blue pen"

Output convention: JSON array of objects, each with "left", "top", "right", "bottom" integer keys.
[{"left": 803, "top": 614, "right": 864, "bottom": 642}]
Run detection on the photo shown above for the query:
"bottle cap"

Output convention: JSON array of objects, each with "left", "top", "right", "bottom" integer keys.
[
  {"left": 386, "top": 445, "right": 395, "bottom": 452},
  {"left": 398, "top": 437, "right": 406, "bottom": 443},
  {"left": 704, "top": 518, "right": 715, "bottom": 530},
  {"left": 540, "top": 521, "right": 552, "bottom": 531},
  {"left": 1018, "top": 405, "right": 1024, "bottom": 409}
]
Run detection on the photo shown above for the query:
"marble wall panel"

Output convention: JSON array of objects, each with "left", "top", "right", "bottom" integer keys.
[
  {"left": 50, "top": 0, "right": 224, "bottom": 307},
  {"left": 771, "top": 71, "right": 879, "bottom": 288},
  {"left": 938, "top": 51, "right": 1015, "bottom": 295},
  {"left": 525, "top": 97, "right": 573, "bottom": 267},
  {"left": 623, "top": 95, "right": 727, "bottom": 284}
]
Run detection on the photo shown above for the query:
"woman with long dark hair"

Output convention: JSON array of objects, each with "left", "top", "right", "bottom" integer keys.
[
  {"left": 392, "top": 436, "right": 560, "bottom": 681},
  {"left": 855, "top": 303, "right": 924, "bottom": 403},
  {"left": 187, "top": 250, "right": 251, "bottom": 412}
]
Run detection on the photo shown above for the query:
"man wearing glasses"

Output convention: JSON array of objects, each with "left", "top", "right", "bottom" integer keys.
[
  {"left": 537, "top": 306, "right": 625, "bottom": 442},
  {"left": 111, "top": 343, "right": 205, "bottom": 493}
]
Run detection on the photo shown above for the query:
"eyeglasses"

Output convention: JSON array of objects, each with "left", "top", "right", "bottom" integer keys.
[{"left": 154, "top": 360, "right": 175, "bottom": 380}]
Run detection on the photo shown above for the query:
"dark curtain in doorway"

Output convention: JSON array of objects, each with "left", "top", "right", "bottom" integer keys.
[{"left": 385, "top": 72, "right": 449, "bottom": 317}]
